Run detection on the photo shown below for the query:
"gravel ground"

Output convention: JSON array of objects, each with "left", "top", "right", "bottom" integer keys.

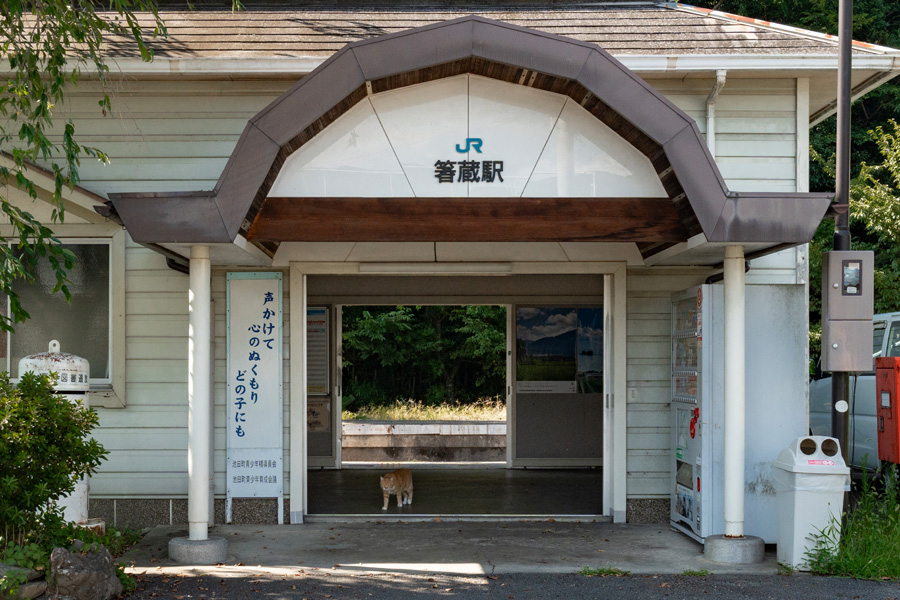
[{"left": 127, "top": 571, "right": 900, "bottom": 600}]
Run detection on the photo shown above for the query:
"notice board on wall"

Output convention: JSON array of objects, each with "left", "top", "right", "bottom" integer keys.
[
  {"left": 515, "top": 307, "right": 603, "bottom": 394},
  {"left": 225, "top": 272, "right": 284, "bottom": 524},
  {"left": 306, "top": 307, "right": 329, "bottom": 395}
]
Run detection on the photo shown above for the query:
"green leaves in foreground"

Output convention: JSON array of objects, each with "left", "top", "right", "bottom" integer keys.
[
  {"left": 0, "top": 0, "right": 165, "bottom": 331},
  {"left": 806, "top": 465, "right": 900, "bottom": 580}
]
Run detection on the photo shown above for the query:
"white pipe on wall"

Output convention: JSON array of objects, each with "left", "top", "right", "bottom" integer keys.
[
  {"left": 723, "top": 244, "right": 746, "bottom": 537},
  {"left": 188, "top": 245, "right": 212, "bottom": 541},
  {"left": 706, "top": 70, "right": 727, "bottom": 156}
]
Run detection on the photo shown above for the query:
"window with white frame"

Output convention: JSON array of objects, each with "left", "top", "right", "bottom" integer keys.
[{"left": 6, "top": 241, "right": 112, "bottom": 384}]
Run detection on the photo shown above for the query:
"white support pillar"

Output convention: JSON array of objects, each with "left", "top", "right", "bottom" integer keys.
[
  {"left": 723, "top": 245, "right": 746, "bottom": 538},
  {"left": 289, "top": 266, "right": 308, "bottom": 523},
  {"left": 607, "top": 265, "right": 628, "bottom": 523},
  {"left": 188, "top": 245, "right": 212, "bottom": 541}
]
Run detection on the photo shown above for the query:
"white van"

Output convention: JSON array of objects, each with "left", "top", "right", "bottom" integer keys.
[{"left": 809, "top": 312, "right": 900, "bottom": 469}]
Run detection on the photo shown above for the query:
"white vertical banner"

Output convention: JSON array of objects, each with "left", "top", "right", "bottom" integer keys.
[{"left": 226, "top": 272, "right": 284, "bottom": 524}]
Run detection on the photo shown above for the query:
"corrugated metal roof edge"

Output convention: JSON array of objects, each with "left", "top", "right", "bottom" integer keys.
[{"left": 663, "top": 2, "right": 900, "bottom": 55}]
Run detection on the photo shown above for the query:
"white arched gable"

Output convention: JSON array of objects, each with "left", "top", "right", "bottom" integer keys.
[{"left": 268, "top": 74, "right": 667, "bottom": 199}]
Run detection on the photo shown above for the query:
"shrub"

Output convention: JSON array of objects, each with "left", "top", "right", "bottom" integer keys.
[
  {"left": 806, "top": 464, "right": 900, "bottom": 579},
  {"left": 0, "top": 372, "right": 108, "bottom": 548}
]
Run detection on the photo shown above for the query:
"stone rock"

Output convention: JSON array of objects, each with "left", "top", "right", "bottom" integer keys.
[
  {"left": 0, "top": 562, "right": 41, "bottom": 581},
  {"left": 12, "top": 579, "right": 47, "bottom": 600},
  {"left": 48, "top": 546, "right": 122, "bottom": 600}
]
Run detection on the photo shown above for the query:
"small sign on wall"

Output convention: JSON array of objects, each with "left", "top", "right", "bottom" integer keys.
[
  {"left": 226, "top": 272, "right": 284, "bottom": 524},
  {"left": 307, "top": 399, "right": 331, "bottom": 433},
  {"left": 307, "top": 307, "right": 329, "bottom": 395}
]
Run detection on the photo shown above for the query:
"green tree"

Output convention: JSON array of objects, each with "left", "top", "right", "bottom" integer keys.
[
  {"left": 0, "top": 1, "right": 165, "bottom": 331},
  {"left": 808, "top": 120, "right": 900, "bottom": 369},
  {"left": 342, "top": 306, "right": 507, "bottom": 407}
]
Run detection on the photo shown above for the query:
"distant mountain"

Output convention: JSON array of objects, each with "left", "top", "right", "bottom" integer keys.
[{"left": 525, "top": 329, "right": 576, "bottom": 359}]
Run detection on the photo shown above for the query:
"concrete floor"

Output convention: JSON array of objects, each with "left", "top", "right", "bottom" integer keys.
[
  {"left": 126, "top": 521, "right": 779, "bottom": 576},
  {"left": 307, "top": 468, "right": 603, "bottom": 516},
  {"left": 125, "top": 468, "right": 778, "bottom": 577}
]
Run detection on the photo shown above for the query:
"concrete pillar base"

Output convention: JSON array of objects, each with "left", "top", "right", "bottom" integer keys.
[
  {"left": 704, "top": 535, "right": 765, "bottom": 564},
  {"left": 168, "top": 536, "right": 228, "bottom": 565}
]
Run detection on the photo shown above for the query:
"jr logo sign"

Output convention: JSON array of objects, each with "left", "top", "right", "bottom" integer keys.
[
  {"left": 435, "top": 138, "right": 504, "bottom": 184},
  {"left": 455, "top": 138, "right": 483, "bottom": 153}
]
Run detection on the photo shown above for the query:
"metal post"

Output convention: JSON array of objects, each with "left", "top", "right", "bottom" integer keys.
[
  {"left": 188, "top": 245, "right": 211, "bottom": 541},
  {"left": 832, "top": 0, "right": 852, "bottom": 463},
  {"left": 723, "top": 245, "right": 746, "bottom": 537}
]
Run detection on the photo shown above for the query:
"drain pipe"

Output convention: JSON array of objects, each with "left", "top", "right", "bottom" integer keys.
[{"left": 706, "top": 70, "right": 727, "bottom": 156}]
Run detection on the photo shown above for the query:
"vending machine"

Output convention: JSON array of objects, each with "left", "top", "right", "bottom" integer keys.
[
  {"left": 670, "top": 283, "right": 809, "bottom": 543},
  {"left": 671, "top": 285, "right": 724, "bottom": 540}
]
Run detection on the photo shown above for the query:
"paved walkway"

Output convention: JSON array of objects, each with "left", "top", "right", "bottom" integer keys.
[
  {"left": 124, "top": 521, "right": 777, "bottom": 576},
  {"left": 122, "top": 523, "right": 900, "bottom": 599}
]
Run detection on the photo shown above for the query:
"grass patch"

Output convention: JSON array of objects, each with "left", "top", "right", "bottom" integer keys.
[
  {"left": 806, "top": 464, "right": 900, "bottom": 579},
  {"left": 680, "top": 569, "right": 711, "bottom": 576},
  {"left": 777, "top": 562, "right": 795, "bottom": 576},
  {"left": 342, "top": 397, "right": 505, "bottom": 421},
  {"left": 578, "top": 566, "right": 631, "bottom": 577}
]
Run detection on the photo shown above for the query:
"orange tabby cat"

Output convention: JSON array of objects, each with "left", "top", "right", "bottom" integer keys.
[{"left": 380, "top": 468, "right": 413, "bottom": 510}]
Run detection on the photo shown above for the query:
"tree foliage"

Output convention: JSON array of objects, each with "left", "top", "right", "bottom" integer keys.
[
  {"left": 809, "top": 121, "right": 900, "bottom": 348},
  {"left": 0, "top": 1, "right": 164, "bottom": 331},
  {"left": 342, "top": 306, "right": 507, "bottom": 408}
]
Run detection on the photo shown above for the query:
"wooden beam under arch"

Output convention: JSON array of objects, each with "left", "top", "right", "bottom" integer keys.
[{"left": 247, "top": 197, "right": 689, "bottom": 243}]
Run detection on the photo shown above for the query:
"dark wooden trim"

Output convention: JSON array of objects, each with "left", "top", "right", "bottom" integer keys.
[{"left": 248, "top": 197, "right": 688, "bottom": 243}]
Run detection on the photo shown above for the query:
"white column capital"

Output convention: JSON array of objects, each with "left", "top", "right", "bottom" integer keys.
[
  {"left": 724, "top": 245, "right": 744, "bottom": 261},
  {"left": 191, "top": 245, "right": 210, "bottom": 261}
]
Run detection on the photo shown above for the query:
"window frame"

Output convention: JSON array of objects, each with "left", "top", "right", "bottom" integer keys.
[
  {"left": 6, "top": 231, "right": 126, "bottom": 407},
  {"left": 887, "top": 320, "right": 900, "bottom": 359}
]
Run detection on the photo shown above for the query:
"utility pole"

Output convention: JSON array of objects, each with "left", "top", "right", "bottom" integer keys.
[{"left": 831, "top": 0, "right": 852, "bottom": 463}]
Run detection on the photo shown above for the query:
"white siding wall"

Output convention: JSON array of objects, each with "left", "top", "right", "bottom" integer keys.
[
  {"left": 648, "top": 77, "right": 798, "bottom": 193},
  {"left": 57, "top": 77, "right": 799, "bottom": 197},
  {"left": 93, "top": 238, "right": 191, "bottom": 496},
  {"left": 625, "top": 269, "right": 708, "bottom": 498},
  {"left": 56, "top": 79, "right": 294, "bottom": 194},
  {"left": 78, "top": 75, "right": 803, "bottom": 502}
]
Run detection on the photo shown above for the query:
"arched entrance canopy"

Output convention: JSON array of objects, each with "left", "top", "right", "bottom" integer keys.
[{"left": 105, "top": 16, "right": 832, "bottom": 260}]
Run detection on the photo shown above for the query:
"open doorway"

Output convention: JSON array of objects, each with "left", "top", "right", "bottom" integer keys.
[
  {"left": 306, "top": 300, "right": 604, "bottom": 518},
  {"left": 340, "top": 305, "right": 507, "bottom": 466}
]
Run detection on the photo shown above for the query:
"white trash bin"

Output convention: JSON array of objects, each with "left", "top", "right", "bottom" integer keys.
[
  {"left": 18, "top": 340, "right": 91, "bottom": 523},
  {"left": 772, "top": 436, "right": 850, "bottom": 569}
]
